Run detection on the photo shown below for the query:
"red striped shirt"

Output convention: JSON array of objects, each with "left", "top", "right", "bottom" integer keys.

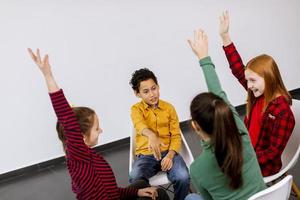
[{"left": 50, "top": 89, "right": 138, "bottom": 200}]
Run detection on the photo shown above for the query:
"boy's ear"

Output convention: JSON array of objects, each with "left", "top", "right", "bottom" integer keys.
[{"left": 134, "top": 91, "right": 141, "bottom": 98}]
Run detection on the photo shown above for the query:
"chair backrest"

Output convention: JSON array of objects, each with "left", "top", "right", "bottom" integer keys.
[
  {"left": 248, "top": 175, "right": 293, "bottom": 200},
  {"left": 129, "top": 128, "right": 136, "bottom": 173},
  {"left": 281, "top": 99, "right": 300, "bottom": 169}
]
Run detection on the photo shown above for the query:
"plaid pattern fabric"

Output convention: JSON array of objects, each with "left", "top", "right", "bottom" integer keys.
[{"left": 223, "top": 43, "right": 295, "bottom": 176}]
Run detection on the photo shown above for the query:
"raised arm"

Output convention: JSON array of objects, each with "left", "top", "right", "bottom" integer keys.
[
  {"left": 219, "top": 11, "right": 248, "bottom": 90},
  {"left": 188, "top": 29, "right": 248, "bottom": 135},
  {"left": 28, "top": 48, "right": 59, "bottom": 93},
  {"left": 187, "top": 29, "right": 227, "bottom": 101},
  {"left": 219, "top": 11, "right": 232, "bottom": 47},
  {"left": 28, "top": 48, "right": 90, "bottom": 161}
]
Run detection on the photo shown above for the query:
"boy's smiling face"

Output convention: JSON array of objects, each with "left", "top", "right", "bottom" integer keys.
[{"left": 136, "top": 78, "right": 160, "bottom": 106}]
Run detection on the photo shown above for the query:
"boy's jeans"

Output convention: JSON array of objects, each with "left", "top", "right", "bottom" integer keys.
[
  {"left": 184, "top": 194, "right": 203, "bottom": 200},
  {"left": 129, "top": 152, "right": 190, "bottom": 200}
]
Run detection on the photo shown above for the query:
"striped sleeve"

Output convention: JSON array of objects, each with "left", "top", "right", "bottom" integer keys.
[
  {"left": 49, "top": 89, "right": 90, "bottom": 162},
  {"left": 119, "top": 187, "right": 139, "bottom": 199}
]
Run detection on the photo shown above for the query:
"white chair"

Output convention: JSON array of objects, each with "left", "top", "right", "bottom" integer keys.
[
  {"left": 263, "top": 99, "right": 300, "bottom": 197},
  {"left": 129, "top": 129, "right": 194, "bottom": 191},
  {"left": 248, "top": 175, "right": 293, "bottom": 200}
]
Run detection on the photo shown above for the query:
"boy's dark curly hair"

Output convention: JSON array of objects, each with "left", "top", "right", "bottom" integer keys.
[{"left": 129, "top": 68, "right": 158, "bottom": 93}]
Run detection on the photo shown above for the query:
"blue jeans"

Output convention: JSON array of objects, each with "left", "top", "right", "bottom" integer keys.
[
  {"left": 129, "top": 152, "right": 190, "bottom": 200},
  {"left": 184, "top": 194, "right": 203, "bottom": 200}
]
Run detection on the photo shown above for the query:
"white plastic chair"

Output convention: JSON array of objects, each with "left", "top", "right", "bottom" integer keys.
[
  {"left": 248, "top": 175, "right": 293, "bottom": 200},
  {"left": 263, "top": 99, "right": 300, "bottom": 197},
  {"left": 129, "top": 129, "right": 194, "bottom": 190}
]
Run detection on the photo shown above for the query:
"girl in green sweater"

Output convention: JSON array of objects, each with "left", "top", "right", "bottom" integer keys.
[{"left": 185, "top": 29, "right": 266, "bottom": 200}]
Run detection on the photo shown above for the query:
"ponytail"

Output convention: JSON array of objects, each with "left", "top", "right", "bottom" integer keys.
[
  {"left": 190, "top": 92, "right": 243, "bottom": 189},
  {"left": 213, "top": 100, "right": 243, "bottom": 189}
]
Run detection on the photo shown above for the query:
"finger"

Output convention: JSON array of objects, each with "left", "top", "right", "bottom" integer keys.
[
  {"left": 154, "top": 147, "right": 161, "bottom": 160},
  {"left": 36, "top": 49, "right": 41, "bottom": 63},
  {"left": 43, "top": 54, "right": 49, "bottom": 65},
  {"left": 150, "top": 190, "right": 155, "bottom": 200},
  {"left": 203, "top": 32, "right": 208, "bottom": 40},
  {"left": 198, "top": 29, "right": 204, "bottom": 40},
  {"left": 187, "top": 39, "right": 194, "bottom": 49},
  {"left": 27, "top": 48, "right": 36, "bottom": 61},
  {"left": 144, "top": 192, "right": 152, "bottom": 198},
  {"left": 161, "top": 160, "right": 166, "bottom": 171},
  {"left": 156, "top": 148, "right": 161, "bottom": 160},
  {"left": 152, "top": 146, "right": 159, "bottom": 160},
  {"left": 219, "top": 15, "right": 223, "bottom": 23},
  {"left": 164, "top": 159, "right": 170, "bottom": 171},
  {"left": 148, "top": 145, "right": 152, "bottom": 153},
  {"left": 153, "top": 188, "right": 158, "bottom": 197},
  {"left": 168, "top": 161, "right": 173, "bottom": 170},
  {"left": 194, "top": 30, "right": 197, "bottom": 43},
  {"left": 160, "top": 142, "right": 167, "bottom": 147},
  {"left": 225, "top": 10, "right": 229, "bottom": 20}
]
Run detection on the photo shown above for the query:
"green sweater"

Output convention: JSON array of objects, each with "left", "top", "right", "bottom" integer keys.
[{"left": 190, "top": 56, "right": 266, "bottom": 200}]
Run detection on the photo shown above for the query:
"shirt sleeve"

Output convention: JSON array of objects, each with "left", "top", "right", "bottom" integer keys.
[
  {"left": 168, "top": 105, "right": 181, "bottom": 153},
  {"left": 199, "top": 56, "right": 248, "bottom": 135},
  {"left": 49, "top": 89, "right": 90, "bottom": 162},
  {"left": 119, "top": 187, "right": 139, "bottom": 199},
  {"left": 131, "top": 105, "right": 149, "bottom": 135},
  {"left": 256, "top": 109, "right": 295, "bottom": 166},
  {"left": 223, "top": 42, "right": 247, "bottom": 90}
]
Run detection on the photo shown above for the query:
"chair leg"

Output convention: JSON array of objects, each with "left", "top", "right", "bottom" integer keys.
[{"left": 292, "top": 180, "right": 300, "bottom": 199}]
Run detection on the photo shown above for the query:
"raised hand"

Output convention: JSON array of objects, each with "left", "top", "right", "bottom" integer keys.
[
  {"left": 28, "top": 48, "right": 52, "bottom": 77},
  {"left": 219, "top": 11, "right": 232, "bottom": 46},
  {"left": 187, "top": 29, "right": 208, "bottom": 60},
  {"left": 28, "top": 48, "right": 59, "bottom": 92}
]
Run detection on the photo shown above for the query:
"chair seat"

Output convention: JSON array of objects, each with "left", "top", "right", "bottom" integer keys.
[
  {"left": 248, "top": 175, "right": 293, "bottom": 200},
  {"left": 149, "top": 171, "right": 170, "bottom": 186},
  {"left": 129, "top": 129, "right": 194, "bottom": 189}
]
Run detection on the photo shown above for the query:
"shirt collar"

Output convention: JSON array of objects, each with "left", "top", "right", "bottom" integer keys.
[{"left": 142, "top": 99, "right": 164, "bottom": 110}]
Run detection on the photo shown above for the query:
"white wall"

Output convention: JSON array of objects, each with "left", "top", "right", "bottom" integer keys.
[{"left": 1, "top": 0, "right": 300, "bottom": 174}]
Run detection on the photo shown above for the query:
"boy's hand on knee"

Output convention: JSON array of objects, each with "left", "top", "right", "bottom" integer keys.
[
  {"left": 137, "top": 187, "right": 158, "bottom": 200},
  {"left": 161, "top": 150, "right": 175, "bottom": 171},
  {"left": 161, "top": 156, "right": 173, "bottom": 171}
]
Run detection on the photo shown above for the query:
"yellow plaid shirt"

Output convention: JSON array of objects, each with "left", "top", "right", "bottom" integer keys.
[{"left": 131, "top": 99, "right": 181, "bottom": 155}]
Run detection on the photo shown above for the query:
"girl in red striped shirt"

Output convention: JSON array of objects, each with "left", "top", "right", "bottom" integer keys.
[{"left": 28, "top": 48, "right": 169, "bottom": 200}]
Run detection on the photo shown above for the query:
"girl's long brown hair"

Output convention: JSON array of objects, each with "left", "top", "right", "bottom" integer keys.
[
  {"left": 246, "top": 54, "right": 292, "bottom": 115},
  {"left": 56, "top": 107, "right": 95, "bottom": 150},
  {"left": 190, "top": 92, "right": 243, "bottom": 189}
]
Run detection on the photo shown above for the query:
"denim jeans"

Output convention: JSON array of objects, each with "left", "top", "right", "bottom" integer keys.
[
  {"left": 184, "top": 194, "right": 204, "bottom": 200},
  {"left": 129, "top": 152, "right": 190, "bottom": 200}
]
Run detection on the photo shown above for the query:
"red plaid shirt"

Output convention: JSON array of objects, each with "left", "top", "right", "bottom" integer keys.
[{"left": 223, "top": 43, "right": 295, "bottom": 176}]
